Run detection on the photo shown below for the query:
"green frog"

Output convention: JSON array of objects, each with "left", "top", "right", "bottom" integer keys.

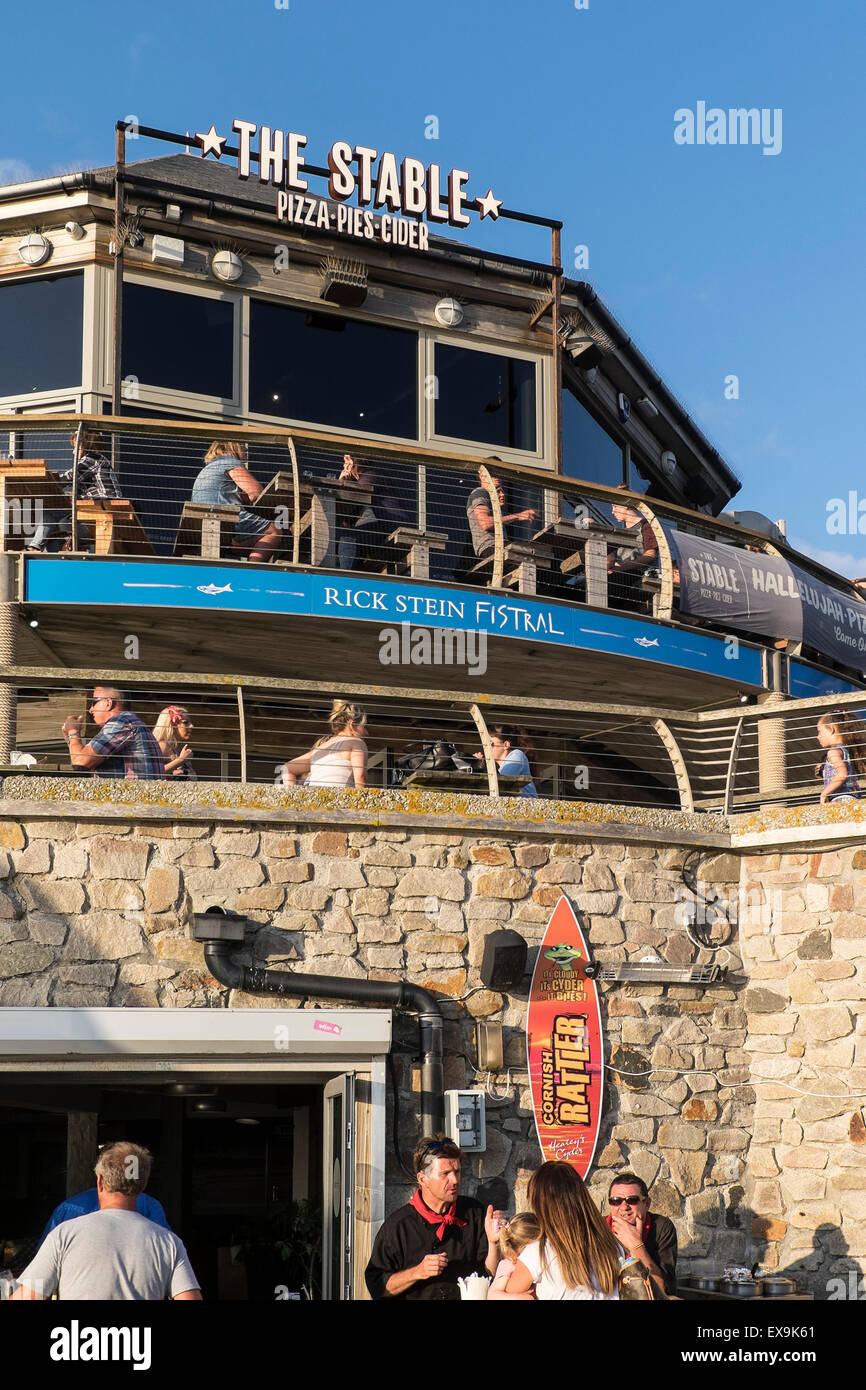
[{"left": 544, "top": 943, "right": 583, "bottom": 973}]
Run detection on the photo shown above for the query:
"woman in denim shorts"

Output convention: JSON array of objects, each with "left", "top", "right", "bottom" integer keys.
[{"left": 191, "top": 441, "right": 282, "bottom": 563}]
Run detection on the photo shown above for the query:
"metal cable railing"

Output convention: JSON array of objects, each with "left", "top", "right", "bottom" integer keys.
[{"left": 3, "top": 415, "right": 862, "bottom": 678}]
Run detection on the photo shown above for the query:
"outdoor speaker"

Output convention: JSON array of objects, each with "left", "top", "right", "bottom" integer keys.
[{"left": 479, "top": 929, "right": 528, "bottom": 991}]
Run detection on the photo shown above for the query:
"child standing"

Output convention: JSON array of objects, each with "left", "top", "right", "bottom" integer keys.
[
  {"left": 487, "top": 1213, "right": 540, "bottom": 1300},
  {"left": 815, "top": 712, "right": 866, "bottom": 803}
]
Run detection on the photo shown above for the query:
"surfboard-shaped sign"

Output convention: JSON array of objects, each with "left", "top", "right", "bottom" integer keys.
[{"left": 527, "top": 894, "right": 604, "bottom": 1178}]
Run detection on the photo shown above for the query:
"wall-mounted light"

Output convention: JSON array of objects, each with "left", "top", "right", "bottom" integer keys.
[
  {"left": 636, "top": 396, "right": 659, "bottom": 419},
  {"left": 475, "top": 1020, "right": 503, "bottom": 1072},
  {"left": 18, "top": 232, "right": 51, "bottom": 266},
  {"left": 617, "top": 392, "right": 631, "bottom": 423},
  {"left": 211, "top": 249, "right": 244, "bottom": 283},
  {"left": 64, "top": 221, "right": 86, "bottom": 240},
  {"left": 164, "top": 203, "right": 183, "bottom": 223},
  {"left": 321, "top": 257, "right": 367, "bottom": 307},
  {"left": 659, "top": 450, "right": 678, "bottom": 479},
  {"left": 434, "top": 296, "right": 464, "bottom": 328}
]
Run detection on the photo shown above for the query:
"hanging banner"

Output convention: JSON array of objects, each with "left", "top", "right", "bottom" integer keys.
[
  {"left": 526, "top": 895, "right": 604, "bottom": 1178},
  {"left": 669, "top": 531, "right": 866, "bottom": 668}
]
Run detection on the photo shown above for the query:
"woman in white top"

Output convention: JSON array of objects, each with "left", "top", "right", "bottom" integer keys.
[
  {"left": 504, "top": 1161, "right": 621, "bottom": 1301},
  {"left": 278, "top": 700, "right": 368, "bottom": 789}
]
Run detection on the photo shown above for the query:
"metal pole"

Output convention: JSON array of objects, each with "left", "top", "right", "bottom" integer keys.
[
  {"left": 112, "top": 122, "right": 127, "bottom": 420},
  {"left": 551, "top": 227, "right": 563, "bottom": 474},
  {"left": 0, "top": 555, "right": 19, "bottom": 763}
]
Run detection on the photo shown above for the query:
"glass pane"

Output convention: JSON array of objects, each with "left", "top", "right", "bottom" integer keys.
[
  {"left": 249, "top": 302, "right": 417, "bottom": 439},
  {"left": 434, "top": 345, "right": 536, "bottom": 451},
  {"left": 122, "top": 283, "right": 234, "bottom": 399},
  {"left": 562, "top": 389, "right": 623, "bottom": 489},
  {"left": 0, "top": 273, "right": 83, "bottom": 397}
]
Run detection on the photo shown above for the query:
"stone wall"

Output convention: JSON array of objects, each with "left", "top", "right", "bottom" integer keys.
[{"left": 0, "top": 785, "right": 864, "bottom": 1297}]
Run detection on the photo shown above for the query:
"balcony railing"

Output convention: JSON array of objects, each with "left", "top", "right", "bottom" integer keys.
[
  {"left": 1, "top": 666, "right": 864, "bottom": 816},
  {"left": 1, "top": 414, "right": 861, "bottom": 674}
]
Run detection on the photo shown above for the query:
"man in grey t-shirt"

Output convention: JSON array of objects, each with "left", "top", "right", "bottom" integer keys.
[{"left": 12, "top": 1140, "right": 201, "bottom": 1302}]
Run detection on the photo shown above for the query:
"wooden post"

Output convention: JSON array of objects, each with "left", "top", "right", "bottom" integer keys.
[
  {"left": 287, "top": 435, "right": 301, "bottom": 566},
  {"left": 469, "top": 702, "right": 499, "bottom": 797},
  {"left": 757, "top": 692, "right": 787, "bottom": 801},
  {"left": 66, "top": 1111, "right": 99, "bottom": 1197},
  {"left": 0, "top": 554, "right": 18, "bottom": 763}
]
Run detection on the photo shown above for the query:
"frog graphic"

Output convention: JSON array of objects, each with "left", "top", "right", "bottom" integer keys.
[{"left": 544, "top": 943, "right": 583, "bottom": 973}]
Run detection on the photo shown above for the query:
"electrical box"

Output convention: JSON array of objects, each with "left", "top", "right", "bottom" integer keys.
[
  {"left": 152, "top": 234, "right": 184, "bottom": 268},
  {"left": 445, "top": 1089, "right": 486, "bottom": 1153}
]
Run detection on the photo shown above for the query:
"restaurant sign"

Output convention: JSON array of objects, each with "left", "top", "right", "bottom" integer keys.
[
  {"left": 669, "top": 530, "right": 866, "bottom": 671},
  {"left": 527, "top": 895, "right": 604, "bottom": 1179},
  {"left": 194, "top": 120, "right": 503, "bottom": 250}
]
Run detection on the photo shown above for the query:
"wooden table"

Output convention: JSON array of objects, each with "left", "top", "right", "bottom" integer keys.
[
  {"left": 254, "top": 473, "right": 372, "bottom": 568},
  {"left": 0, "top": 464, "right": 70, "bottom": 553},
  {"left": 533, "top": 520, "right": 639, "bottom": 608},
  {"left": 402, "top": 769, "right": 531, "bottom": 795}
]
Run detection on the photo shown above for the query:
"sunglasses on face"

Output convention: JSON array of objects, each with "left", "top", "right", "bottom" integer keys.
[{"left": 609, "top": 1195, "right": 645, "bottom": 1207}]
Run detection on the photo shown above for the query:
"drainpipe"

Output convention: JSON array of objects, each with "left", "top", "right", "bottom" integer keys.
[{"left": 199, "top": 926, "right": 444, "bottom": 1134}]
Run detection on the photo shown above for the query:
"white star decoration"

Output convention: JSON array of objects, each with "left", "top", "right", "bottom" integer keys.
[
  {"left": 477, "top": 189, "right": 503, "bottom": 220},
  {"left": 196, "top": 125, "right": 226, "bottom": 159}
]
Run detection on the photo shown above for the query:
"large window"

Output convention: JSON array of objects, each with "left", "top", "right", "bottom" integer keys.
[
  {"left": 433, "top": 345, "right": 537, "bottom": 451},
  {"left": 0, "top": 273, "right": 83, "bottom": 397},
  {"left": 561, "top": 388, "right": 624, "bottom": 488},
  {"left": 249, "top": 302, "right": 418, "bottom": 439},
  {"left": 122, "top": 283, "right": 235, "bottom": 399}
]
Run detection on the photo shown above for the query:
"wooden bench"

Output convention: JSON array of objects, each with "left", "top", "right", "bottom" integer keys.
[
  {"left": 0, "top": 465, "right": 69, "bottom": 553},
  {"left": 471, "top": 541, "right": 553, "bottom": 596},
  {"left": 173, "top": 503, "right": 240, "bottom": 560},
  {"left": 387, "top": 527, "right": 449, "bottom": 581},
  {"left": 75, "top": 498, "right": 154, "bottom": 556}
]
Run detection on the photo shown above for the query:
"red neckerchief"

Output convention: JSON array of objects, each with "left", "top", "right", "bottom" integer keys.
[
  {"left": 410, "top": 1189, "right": 467, "bottom": 1242},
  {"left": 606, "top": 1212, "right": 651, "bottom": 1241}
]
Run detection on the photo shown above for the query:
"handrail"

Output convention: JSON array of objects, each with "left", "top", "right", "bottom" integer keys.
[{"left": 2, "top": 412, "right": 862, "bottom": 601}]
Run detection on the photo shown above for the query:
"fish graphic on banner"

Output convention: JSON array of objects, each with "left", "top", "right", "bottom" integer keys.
[{"left": 526, "top": 895, "right": 604, "bottom": 1177}]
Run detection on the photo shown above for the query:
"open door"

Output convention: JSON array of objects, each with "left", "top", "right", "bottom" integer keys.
[{"left": 322, "top": 1074, "right": 355, "bottom": 1301}]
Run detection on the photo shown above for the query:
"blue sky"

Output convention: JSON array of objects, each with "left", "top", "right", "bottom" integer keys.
[{"left": 2, "top": 0, "right": 863, "bottom": 574}]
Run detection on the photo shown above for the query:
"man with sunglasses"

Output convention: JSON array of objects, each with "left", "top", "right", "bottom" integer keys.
[
  {"left": 607, "top": 1172, "right": 678, "bottom": 1295},
  {"left": 365, "top": 1135, "right": 504, "bottom": 1300},
  {"left": 61, "top": 686, "right": 165, "bottom": 780}
]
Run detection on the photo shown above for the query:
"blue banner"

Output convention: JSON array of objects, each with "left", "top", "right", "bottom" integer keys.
[{"left": 24, "top": 558, "right": 765, "bottom": 686}]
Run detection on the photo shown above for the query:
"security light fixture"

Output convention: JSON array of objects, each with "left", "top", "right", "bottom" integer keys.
[
  {"left": 211, "top": 249, "right": 244, "bottom": 283},
  {"left": 64, "top": 221, "right": 86, "bottom": 240},
  {"left": 659, "top": 450, "right": 678, "bottom": 479},
  {"left": 583, "top": 961, "right": 727, "bottom": 986},
  {"left": 164, "top": 203, "right": 183, "bottom": 223},
  {"left": 475, "top": 1020, "right": 504, "bottom": 1071},
  {"left": 617, "top": 392, "right": 631, "bottom": 423},
  {"left": 18, "top": 232, "right": 51, "bottom": 266},
  {"left": 636, "top": 396, "right": 659, "bottom": 419},
  {"left": 151, "top": 235, "right": 184, "bottom": 268},
  {"left": 434, "top": 296, "right": 464, "bottom": 328},
  {"left": 320, "top": 256, "right": 368, "bottom": 307},
  {"left": 28, "top": 618, "right": 38, "bottom": 628}
]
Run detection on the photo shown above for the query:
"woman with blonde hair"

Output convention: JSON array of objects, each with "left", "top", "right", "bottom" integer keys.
[
  {"left": 815, "top": 711, "right": 866, "bottom": 803},
  {"left": 278, "top": 700, "right": 368, "bottom": 788},
  {"left": 190, "top": 440, "right": 282, "bottom": 563},
  {"left": 503, "top": 1162, "right": 621, "bottom": 1300},
  {"left": 152, "top": 705, "right": 197, "bottom": 779}
]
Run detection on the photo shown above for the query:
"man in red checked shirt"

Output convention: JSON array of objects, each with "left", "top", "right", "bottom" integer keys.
[
  {"left": 365, "top": 1134, "right": 504, "bottom": 1301},
  {"left": 607, "top": 1172, "right": 678, "bottom": 1295}
]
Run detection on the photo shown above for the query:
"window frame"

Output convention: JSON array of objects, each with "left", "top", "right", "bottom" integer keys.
[
  {"left": 113, "top": 272, "right": 242, "bottom": 413},
  {"left": 0, "top": 268, "right": 87, "bottom": 408},
  {"left": 425, "top": 333, "right": 545, "bottom": 464}
]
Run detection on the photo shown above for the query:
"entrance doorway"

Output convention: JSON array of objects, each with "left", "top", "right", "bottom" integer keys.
[{"left": 0, "top": 1077, "right": 339, "bottom": 1300}]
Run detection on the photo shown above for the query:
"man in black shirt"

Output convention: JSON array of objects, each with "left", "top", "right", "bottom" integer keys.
[
  {"left": 606, "top": 1172, "right": 678, "bottom": 1295},
  {"left": 365, "top": 1135, "right": 504, "bottom": 1301}
]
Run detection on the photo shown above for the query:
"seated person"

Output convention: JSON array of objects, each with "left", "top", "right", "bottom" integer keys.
[
  {"left": 607, "top": 486, "right": 658, "bottom": 610},
  {"left": 337, "top": 453, "right": 410, "bottom": 571},
  {"left": 26, "top": 429, "right": 122, "bottom": 553},
  {"left": 465, "top": 462, "right": 538, "bottom": 563},
  {"left": 606, "top": 1171, "right": 677, "bottom": 1296},
  {"left": 61, "top": 685, "right": 166, "bottom": 780},
  {"left": 191, "top": 441, "right": 282, "bottom": 563},
  {"left": 474, "top": 724, "right": 538, "bottom": 797}
]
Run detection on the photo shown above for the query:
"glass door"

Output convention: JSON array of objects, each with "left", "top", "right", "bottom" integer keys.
[{"left": 322, "top": 1075, "right": 355, "bottom": 1301}]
